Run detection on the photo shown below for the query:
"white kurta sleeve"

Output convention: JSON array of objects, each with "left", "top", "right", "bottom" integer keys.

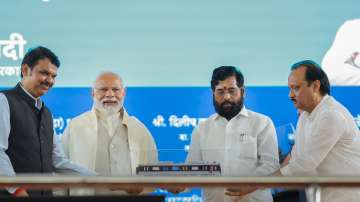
[
  {"left": 186, "top": 126, "right": 202, "bottom": 163},
  {"left": 253, "top": 118, "right": 280, "bottom": 176},
  {"left": 144, "top": 127, "right": 158, "bottom": 164},
  {"left": 0, "top": 93, "right": 15, "bottom": 177},
  {"left": 60, "top": 125, "right": 71, "bottom": 157},
  {"left": 281, "top": 110, "right": 344, "bottom": 176},
  {"left": 53, "top": 133, "right": 96, "bottom": 176}
]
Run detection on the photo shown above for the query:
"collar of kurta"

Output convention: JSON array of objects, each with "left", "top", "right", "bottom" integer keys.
[
  {"left": 307, "top": 94, "right": 330, "bottom": 120},
  {"left": 91, "top": 106, "right": 131, "bottom": 126},
  {"left": 17, "top": 82, "right": 43, "bottom": 110},
  {"left": 66, "top": 105, "right": 142, "bottom": 180}
]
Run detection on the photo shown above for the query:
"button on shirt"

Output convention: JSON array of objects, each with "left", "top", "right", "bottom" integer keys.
[
  {"left": 187, "top": 106, "right": 279, "bottom": 202},
  {"left": 281, "top": 95, "right": 360, "bottom": 202}
]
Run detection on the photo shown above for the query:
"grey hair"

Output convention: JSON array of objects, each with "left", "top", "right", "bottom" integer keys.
[{"left": 93, "top": 71, "right": 125, "bottom": 89}]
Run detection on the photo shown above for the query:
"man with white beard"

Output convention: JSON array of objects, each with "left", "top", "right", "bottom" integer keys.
[{"left": 61, "top": 72, "right": 158, "bottom": 195}]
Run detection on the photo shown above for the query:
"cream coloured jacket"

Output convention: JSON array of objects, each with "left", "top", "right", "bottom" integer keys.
[{"left": 61, "top": 108, "right": 158, "bottom": 195}]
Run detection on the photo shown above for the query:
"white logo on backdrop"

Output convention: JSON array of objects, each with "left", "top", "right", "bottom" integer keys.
[
  {"left": 53, "top": 117, "right": 71, "bottom": 135},
  {"left": 0, "top": 66, "right": 21, "bottom": 77},
  {"left": 166, "top": 195, "right": 202, "bottom": 202},
  {"left": 0, "top": 33, "right": 27, "bottom": 61},
  {"left": 152, "top": 114, "right": 207, "bottom": 152},
  {"left": 0, "top": 33, "right": 27, "bottom": 77},
  {"left": 152, "top": 114, "right": 207, "bottom": 128}
]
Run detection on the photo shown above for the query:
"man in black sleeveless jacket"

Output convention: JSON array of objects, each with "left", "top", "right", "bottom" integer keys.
[{"left": 0, "top": 46, "right": 95, "bottom": 197}]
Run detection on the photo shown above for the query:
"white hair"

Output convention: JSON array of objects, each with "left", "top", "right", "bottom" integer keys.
[{"left": 93, "top": 71, "right": 125, "bottom": 89}]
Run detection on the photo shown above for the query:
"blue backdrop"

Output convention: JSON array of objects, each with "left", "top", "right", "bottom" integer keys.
[
  {"left": 1, "top": 86, "right": 359, "bottom": 201},
  {"left": 41, "top": 86, "right": 360, "bottom": 158}
]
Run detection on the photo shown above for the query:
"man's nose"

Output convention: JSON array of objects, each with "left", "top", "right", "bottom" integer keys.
[
  {"left": 289, "top": 90, "right": 295, "bottom": 100},
  {"left": 105, "top": 89, "right": 115, "bottom": 97},
  {"left": 46, "top": 76, "right": 54, "bottom": 85},
  {"left": 223, "top": 92, "right": 231, "bottom": 100}
]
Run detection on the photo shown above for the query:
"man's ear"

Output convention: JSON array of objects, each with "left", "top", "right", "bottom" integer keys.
[
  {"left": 91, "top": 88, "right": 95, "bottom": 98},
  {"left": 122, "top": 87, "right": 126, "bottom": 97},
  {"left": 241, "top": 87, "right": 246, "bottom": 98},
  {"left": 21, "top": 64, "right": 31, "bottom": 77},
  {"left": 313, "top": 80, "right": 321, "bottom": 93}
]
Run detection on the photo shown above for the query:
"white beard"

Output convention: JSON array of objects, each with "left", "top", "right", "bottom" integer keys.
[{"left": 93, "top": 98, "right": 124, "bottom": 116}]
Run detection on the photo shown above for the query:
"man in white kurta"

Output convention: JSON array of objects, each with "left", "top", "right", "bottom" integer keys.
[
  {"left": 61, "top": 72, "right": 158, "bottom": 195},
  {"left": 281, "top": 60, "right": 360, "bottom": 202},
  {"left": 186, "top": 66, "right": 279, "bottom": 202}
]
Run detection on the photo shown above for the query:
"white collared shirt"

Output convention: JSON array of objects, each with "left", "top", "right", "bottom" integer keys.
[
  {"left": 187, "top": 106, "right": 279, "bottom": 202},
  {"left": 281, "top": 95, "right": 360, "bottom": 202},
  {"left": 19, "top": 82, "right": 43, "bottom": 110}
]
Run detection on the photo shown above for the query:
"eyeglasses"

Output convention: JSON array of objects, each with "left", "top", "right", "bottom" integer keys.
[{"left": 214, "top": 87, "right": 241, "bottom": 98}]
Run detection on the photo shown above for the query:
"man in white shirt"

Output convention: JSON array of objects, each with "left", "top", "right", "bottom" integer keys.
[
  {"left": 322, "top": 19, "right": 360, "bottom": 85},
  {"left": 61, "top": 72, "right": 158, "bottom": 195},
  {"left": 280, "top": 60, "right": 360, "bottom": 202},
  {"left": 185, "top": 66, "right": 279, "bottom": 202}
]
